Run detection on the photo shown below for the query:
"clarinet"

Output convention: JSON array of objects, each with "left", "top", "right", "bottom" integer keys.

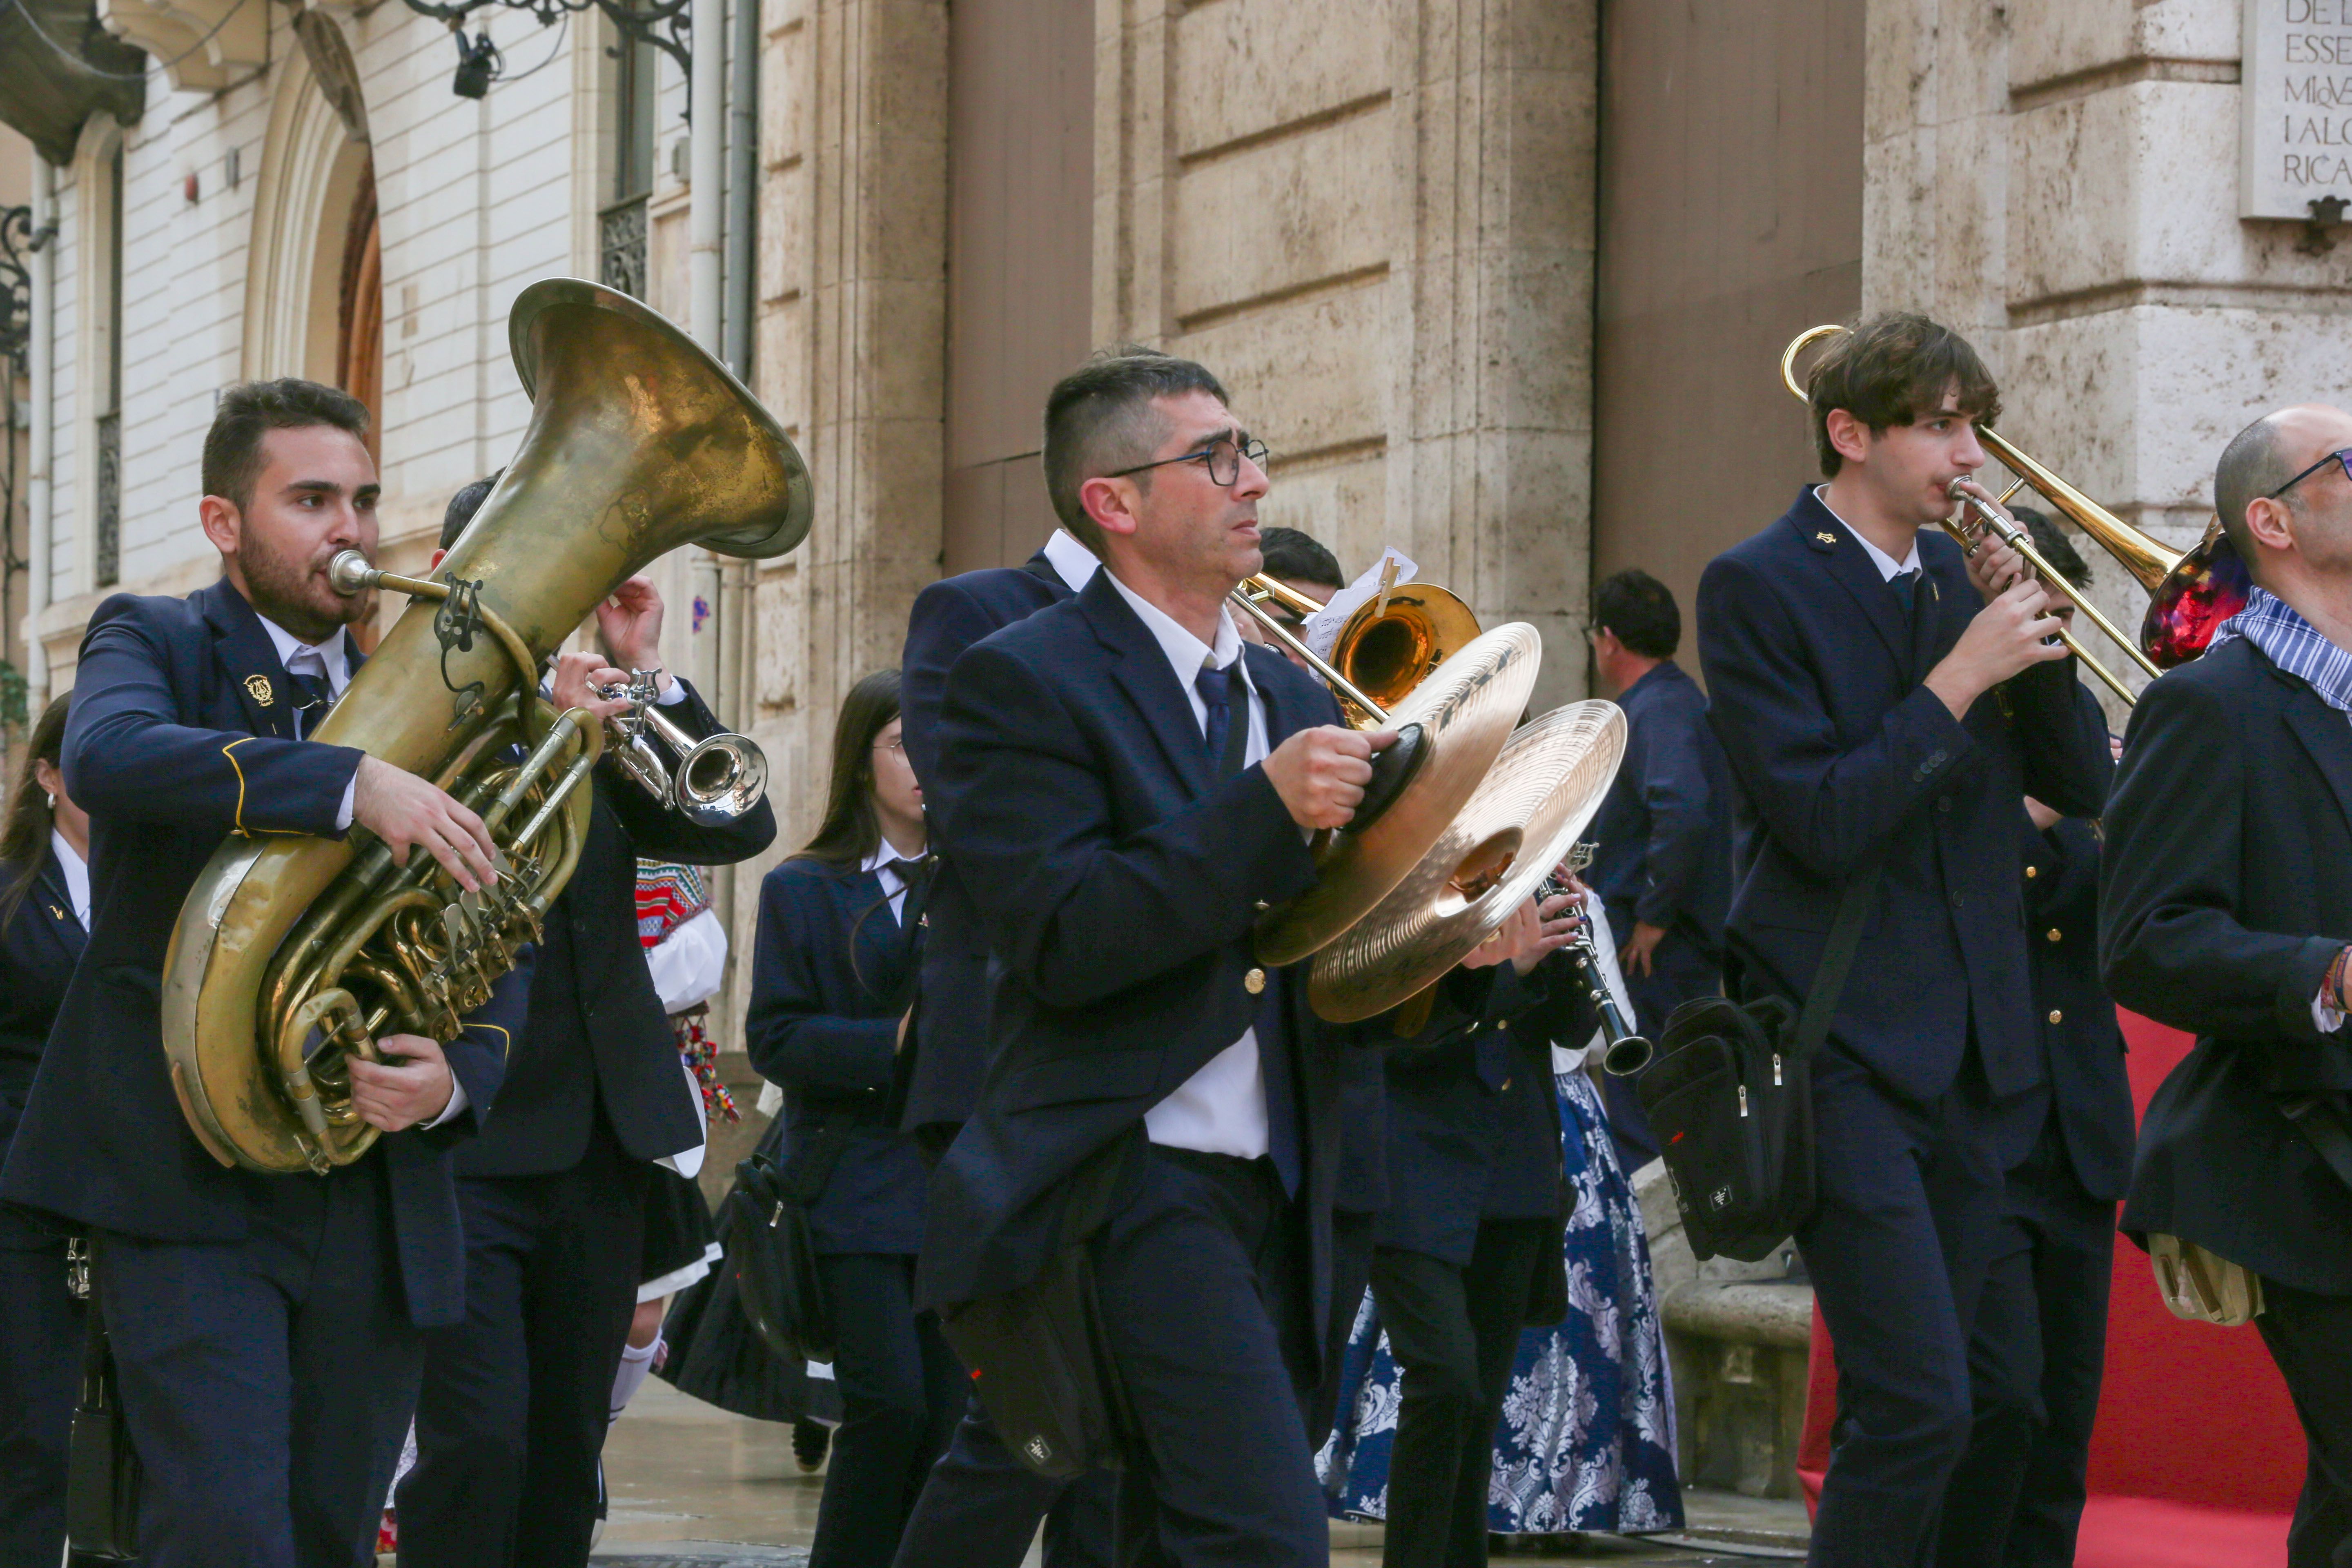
[{"left": 1539, "top": 845, "right": 1653, "bottom": 1077}]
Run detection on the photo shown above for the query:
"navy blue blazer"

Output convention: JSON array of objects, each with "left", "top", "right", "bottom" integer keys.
[
  {"left": 898, "top": 548, "right": 1073, "bottom": 1138},
  {"left": 0, "top": 579, "right": 527, "bottom": 1328},
  {"left": 458, "top": 688, "right": 774, "bottom": 1179},
  {"left": 2104, "top": 635, "right": 2352, "bottom": 1295},
  {"left": 1375, "top": 962, "right": 1588, "bottom": 1264},
  {"left": 1696, "top": 488, "right": 2111, "bottom": 1102},
  {"left": 1586, "top": 659, "right": 1731, "bottom": 959},
  {"left": 0, "top": 847, "right": 86, "bottom": 1164},
  {"left": 915, "top": 570, "right": 1494, "bottom": 1349},
  {"left": 2020, "top": 804, "right": 2134, "bottom": 1204},
  {"left": 748, "top": 855, "right": 931, "bottom": 1254}
]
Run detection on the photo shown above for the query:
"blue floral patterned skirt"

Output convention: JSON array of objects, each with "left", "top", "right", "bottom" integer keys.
[{"left": 1314, "top": 1062, "right": 1685, "bottom": 1535}]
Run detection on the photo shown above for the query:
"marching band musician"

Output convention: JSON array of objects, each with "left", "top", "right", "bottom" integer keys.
[
  {"left": 889, "top": 470, "right": 1115, "bottom": 1568},
  {"left": 0, "top": 381, "right": 534, "bottom": 1568},
  {"left": 1696, "top": 315, "right": 2110, "bottom": 1566},
  {"left": 0, "top": 696, "right": 87, "bottom": 1568},
  {"left": 2103, "top": 403, "right": 2352, "bottom": 1566},
  {"left": 397, "top": 477, "right": 777, "bottom": 1566},
  {"left": 916, "top": 350, "right": 1553, "bottom": 1565}
]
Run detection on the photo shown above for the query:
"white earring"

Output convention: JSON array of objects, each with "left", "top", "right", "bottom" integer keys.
[{"left": 44, "top": 792, "right": 56, "bottom": 809}]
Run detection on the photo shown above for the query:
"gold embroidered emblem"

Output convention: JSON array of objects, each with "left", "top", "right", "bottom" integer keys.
[
  {"left": 1815, "top": 532, "right": 1837, "bottom": 545},
  {"left": 245, "top": 674, "right": 274, "bottom": 706},
  {"left": 48, "top": 905, "right": 64, "bottom": 921}
]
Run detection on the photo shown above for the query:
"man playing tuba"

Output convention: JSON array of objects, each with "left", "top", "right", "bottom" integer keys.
[{"left": 0, "top": 380, "right": 533, "bottom": 1568}]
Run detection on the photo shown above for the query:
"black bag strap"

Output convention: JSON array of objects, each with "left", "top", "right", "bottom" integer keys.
[
  {"left": 78, "top": 1270, "right": 109, "bottom": 1408},
  {"left": 2282, "top": 1094, "right": 2352, "bottom": 1192},
  {"left": 1790, "top": 857, "right": 1886, "bottom": 1061}
]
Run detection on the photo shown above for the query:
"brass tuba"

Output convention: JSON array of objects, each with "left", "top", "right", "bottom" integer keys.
[{"left": 161, "top": 279, "right": 811, "bottom": 1174}]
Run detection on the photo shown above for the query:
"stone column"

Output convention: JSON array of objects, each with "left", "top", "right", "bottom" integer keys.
[
  {"left": 1866, "top": 0, "right": 2340, "bottom": 714},
  {"left": 1091, "top": 0, "right": 1596, "bottom": 706}
]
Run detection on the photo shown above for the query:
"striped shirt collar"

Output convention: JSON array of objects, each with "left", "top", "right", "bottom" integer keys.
[{"left": 2209, "top": 585, "right": 2352, "bottom": 713}]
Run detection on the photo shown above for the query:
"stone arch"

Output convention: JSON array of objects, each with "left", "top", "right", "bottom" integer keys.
[{"left": 241, "top": 40, "right": 376, "bottom": 395}]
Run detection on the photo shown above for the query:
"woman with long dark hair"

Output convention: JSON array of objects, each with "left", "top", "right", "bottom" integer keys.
[
  {"left": 0, "top": 694, "right": 90, "bottom": 1567},
  {"left": 746, "top": 668, "right": 956, "bottom": 1567}
]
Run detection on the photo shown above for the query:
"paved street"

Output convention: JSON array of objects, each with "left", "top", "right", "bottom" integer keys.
[{"left": 590, "top": 1380, "right": 1806, "bottom": 1567}]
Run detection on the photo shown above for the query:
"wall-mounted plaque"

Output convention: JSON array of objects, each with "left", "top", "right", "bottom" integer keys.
[{"left": 2243, "top": 0, "right": 2352, "bottom": 219}]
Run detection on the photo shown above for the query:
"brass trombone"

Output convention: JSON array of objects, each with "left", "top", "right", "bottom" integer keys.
[
  {"left": 1780, "top": 324, "right": 2194, "bottom": 706},
  {"left": 1232, "top": 571, "right": 1483, "bottom": 726}
]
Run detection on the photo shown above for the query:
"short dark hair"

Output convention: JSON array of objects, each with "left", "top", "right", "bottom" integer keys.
[
  {"left": 2214, "top": 413, "right": 2298, "bottom": 568},
  {"left": 1041, "top": 347, "right": 1229, "bottom": 554},
  {"left": 1257, "top": 526, "right": 1342, "bottom": 592},
  {"left": 201, "top": 379, "right": 371, "bottom": 513},
  {"left": 439, "top": 470, "right": 504, "bottom": 552},
  {"left": 1591, "top": 568, "right": 1680, "bottom": 659},
  {"left": 1807, "top": 313, "right": 2000, "bottom": 478},
  {"left": 2012, "top": 507, "right": 2089, "bottom": 587}
]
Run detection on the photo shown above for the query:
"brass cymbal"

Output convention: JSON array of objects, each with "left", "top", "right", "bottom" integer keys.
[
  {"left": 1253, "top": 623, "right": 1541, "bottom": 968},
  {"left": 1307, "top": 700, "right": 1627, "bottom": 1023}
]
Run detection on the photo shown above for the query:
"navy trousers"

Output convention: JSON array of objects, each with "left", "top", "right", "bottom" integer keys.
[
  {"left": 1932, "top": 1117, "right": 2113, "bottom": 1568},
  {"left": 808, "top": 1252, "right": 962, "bottom": 1568},
  {"left": 0, "top": 1209, "right": 79, "bottom": 1568},
  {"left": 1310, "top": 1207, "right": 1377, "bottom": 1450},
  {"left": 889, "top": 1394, "right": 1115, "bottom": 1568},
  {"left": 1602, "top": 933, "right": 1719, "bottom": 1170},
  {"left": 398, "top": 1127, "right": 649, "bottom": 1568},
  {"left": 2253, "top": 1280, "right": 2352, "bottom": 1568},
  {"left": 1368, "top": 1219, "right": 1552, "bottom": 1568},
  {"left": 1093, "top": 1146, "right": 1324, "bottom": 1568},
  {"left": 94, "top": 1157, "right": 416, "bottom": 1568},
  {"left": 1800, "top": 1048, "right": 2029, "bottom": 1568}
]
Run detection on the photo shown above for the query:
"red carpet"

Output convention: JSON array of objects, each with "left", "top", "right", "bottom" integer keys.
[{"left": 1793, "top": 1011, "right": 2301, "bottom": 1563}]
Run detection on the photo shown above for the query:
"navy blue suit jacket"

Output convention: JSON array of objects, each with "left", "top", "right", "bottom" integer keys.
[
  {"left": 898, "top": 548, "right": 1072, "bottom": 1137},
  {"left": 2021, "top": 802, "right": 2134, "bottom": 1205},
  {"left": 0, "top": 579, "right": 528, "bottom": 1328},
  {"left": 1586, "top": 659, "right": 1731, "bottom": 959},
  {"left": 748, "top": 856, "right": 930, "bottom": 1254},
  {"left": 915, "top": 570, "right": 1492, "bottom": 1348},
  {"left": 458, "top": 690, "right": 774, "bottom": 1179},
  {"left": 0, "top": 847, "right": 86, "bottom": 1164},
  {"left": 1375, "top": 963, "right": 1587, "bottom": 1263},
  {"left": 1697, "top": 488, "right": 2111, "bottom": 1102},
  {"left": 2104, "top": 635, "right": 2352, "bottom": 1294}
]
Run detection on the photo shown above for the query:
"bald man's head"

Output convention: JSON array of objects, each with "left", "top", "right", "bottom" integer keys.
[
  {"left": 2217, "top": 404, "right": 2352, "bottom": 586},
  {"left": 2216, "top": 414, "right": 2297, "bottom": 564}
]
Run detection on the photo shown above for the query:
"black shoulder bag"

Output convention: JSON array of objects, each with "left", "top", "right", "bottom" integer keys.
[
  {"left": 1634, "top": 862, "right": 1881, "bottom": 1263},
  {"left": 66, "top": 1246, "right": 140, "bottom": 1561},
  {"left": 936, "top": 1134, "right": 1138, "bottom": 1480},
  {"left": 722, "top": 1123, "right": 851, "bottom": 1363}
]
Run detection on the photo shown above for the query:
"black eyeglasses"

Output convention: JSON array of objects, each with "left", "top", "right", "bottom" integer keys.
[
  {"left": 1104, "top": 433, "right": 1271, "bottom": 489},
  {"left": 2267, "top": 447, "right": 2352, "bottom": 501}
]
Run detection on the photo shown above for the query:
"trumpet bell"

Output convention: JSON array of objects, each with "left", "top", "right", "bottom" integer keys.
[
  {"left": 1309, "top": 701, "right": 1627, "bottom": 1024},
  {"left": 672, "top": 733, "right": 769, "bottom": 825}
]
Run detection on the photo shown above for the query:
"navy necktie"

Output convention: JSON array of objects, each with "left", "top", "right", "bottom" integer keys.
[
  {"left": 1891, "top": 568, "right": 1920, "bottom": 621},
  {"left": 1194, "top": 662, "right": 1249, "bottom": 777},
  {"left": 287, "top": 669, "right": 333, "bottom": 739}
]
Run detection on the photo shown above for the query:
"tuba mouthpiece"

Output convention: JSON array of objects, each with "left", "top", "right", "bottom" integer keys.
[{"left": 327, "top": 550, "right": 379, "bottom": 597}]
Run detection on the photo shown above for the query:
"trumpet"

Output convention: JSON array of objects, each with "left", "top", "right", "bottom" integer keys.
[{"left": 594, "top": 668, "right": 768, "bottom": 826}]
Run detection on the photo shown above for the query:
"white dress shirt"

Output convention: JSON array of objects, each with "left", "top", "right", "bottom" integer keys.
[
  {"left": 863, "top": 837, "right": 925, "bottom": 926},
  {"left": 1041, "top": 529, "right": 1102, "bottom": 595},
  {"left": 49, "top": 831, "right": 89, "bottom": 927},
  {"left": 256, "top": 616, "right": 359, "bottom": 828},
  {"left": 1102, "top": 571, "right": 1274, "bottom": 1160},
  {"left": 1813, "top": 486, "right": 1923, "bottom": 581}
]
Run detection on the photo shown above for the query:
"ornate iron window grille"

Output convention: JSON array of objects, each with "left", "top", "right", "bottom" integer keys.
[
  {"left": 95, "top": 412, "right": 120, "bottom": 588},
  {"left": 599, "top": 196, "right": 648, "bottom": 301},
  {"left": 0, "top": 206, "right": 47, "bottom": 376}
]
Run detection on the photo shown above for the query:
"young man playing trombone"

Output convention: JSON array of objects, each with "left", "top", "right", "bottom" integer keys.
[{"left": 1697, "top": 314, "right": 2111, "bottom": 1565}]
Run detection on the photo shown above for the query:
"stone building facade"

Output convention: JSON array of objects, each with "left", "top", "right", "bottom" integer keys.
[{"left": 2, "top": 0, "right": 2346, "bottom": 1105}]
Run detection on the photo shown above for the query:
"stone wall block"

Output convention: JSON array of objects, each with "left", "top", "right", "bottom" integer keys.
[
  {"left": 1174, "top": 277, "right": 1390, "bottom": 459},
  {"left": 1860, "top": 125, "right": 1938, "bottom": 313},
  {"left": 1862, "top": 0, "right": 1938, "bottom": 145},
  {"left": 760, "top": 163, "right": 811, "bottom": 303},
  {"left": 762, "top": 21, "right": 811, "bottom": 170},
  {"left": 1259, "top": 452, "right": 1390, "bottom": 570},
  {"left": 2009, "top": 0, "right": 2237, "bottom": 94},
  {"left": 1926, "top": 102, "right": 2006, "bottom": 332},
  {"left": 1500, "top": 60, "right": 1597, "bottom": 251},
  {"left": 1170, "top": 108, "right": 1395, "bottom": 322},
  {"left": 1173, "top": 0, "right": 1391, "bottom": 158},
  {"left": 755, "top": 299, "right": 810, "bottom": 430}
]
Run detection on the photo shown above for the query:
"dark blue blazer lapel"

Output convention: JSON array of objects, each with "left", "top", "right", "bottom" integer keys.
[
  {"left": 2282, "top": 680, "right": 2352, "bottom": 843},
  {"left": 1788, "top": 492, "right": 1912, "bottom": 673},
  {"left": 32, "top": 855, "right": 84, "bottom": 945},
  {"left": 838, "top": 867, "right": 911, "bottom": 1006},
  {"left": 1246, "top": 644, "right": 1314, "bottom": 747},
  {"left": 1077, "top": 570, "right": 1214, "bottom": 799},
  {"left": 1911, "top": 549, "right": 1959, "bottom": 682},
  {"left": 195, "top": 579, "right": 299, "bottom": 739}
]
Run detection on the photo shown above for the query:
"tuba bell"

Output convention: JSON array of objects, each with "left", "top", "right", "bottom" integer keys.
[{"left": 161, "top": 279, "right": 811, "bottom": 1175}]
